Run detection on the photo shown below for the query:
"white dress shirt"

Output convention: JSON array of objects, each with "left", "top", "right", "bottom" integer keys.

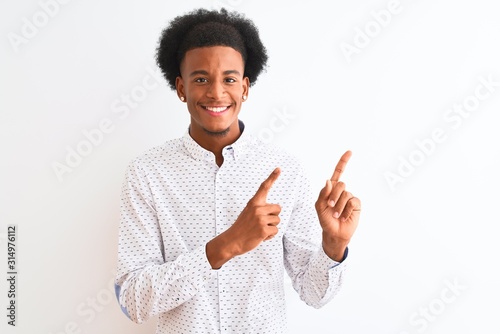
[{"left": 115, "top": 122, "right": 347, "bottom": 333}]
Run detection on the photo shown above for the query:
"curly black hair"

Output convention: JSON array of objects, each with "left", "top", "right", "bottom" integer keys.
[{"left": 155, "top": 8, "right": 268, "bottom": 91}]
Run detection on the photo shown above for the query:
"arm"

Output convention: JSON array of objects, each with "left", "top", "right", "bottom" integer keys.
[
  {"left": 285, "top": 150, "right": 361, "bottom": 308},
  {"left": 114, "top": 161, "right": 213, "bottom": 324},
  {"left": 283, "top": 168, "right": 348, "bottom": 309}
]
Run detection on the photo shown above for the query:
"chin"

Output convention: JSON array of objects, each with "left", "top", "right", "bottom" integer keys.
[{"left": 203, "top": 126, "right": 231, "bottom": 137}]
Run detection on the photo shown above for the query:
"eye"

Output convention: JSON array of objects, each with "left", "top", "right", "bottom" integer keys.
[
  {"left": 195, "top": 77, "right": 208, "bottom": 83},
  {"left": 225, "top": 77, "right": 237, "bottom": 83}
]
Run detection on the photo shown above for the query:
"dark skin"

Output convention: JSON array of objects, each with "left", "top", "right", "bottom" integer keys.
[
  {"left": 176, "top": 46, "right": 249, "bottom": 167},
  {"left": 176, "top": 46, "right": 361, "bottom": 267}
]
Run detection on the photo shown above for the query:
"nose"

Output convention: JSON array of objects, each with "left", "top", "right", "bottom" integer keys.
[{"left": 206, "top": 80, "right": 225, "bottom": 100}]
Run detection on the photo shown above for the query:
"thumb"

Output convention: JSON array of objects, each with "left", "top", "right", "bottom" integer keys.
[{"left": 252, "top": 167, "right": 281, "bottom": 205}]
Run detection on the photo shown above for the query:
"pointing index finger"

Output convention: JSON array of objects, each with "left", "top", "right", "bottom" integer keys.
[
  {"left": 253, "top": 167, "right": 281, "bottom": 204},
  {"left": 331, "top": 150, "right": 352, "bottom": 183}
]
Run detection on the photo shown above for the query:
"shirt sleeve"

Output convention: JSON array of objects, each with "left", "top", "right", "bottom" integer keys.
[
  {"left": 114, "top": 159, "right": 215, "bottom": 324},
  {"left": 283, "top": 166, "right": 348, "bottom": 309}
]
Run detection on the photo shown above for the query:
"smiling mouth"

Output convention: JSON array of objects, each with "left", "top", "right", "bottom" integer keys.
[{"left": 203, "top": 105, "right": 230, "bottom": 113}]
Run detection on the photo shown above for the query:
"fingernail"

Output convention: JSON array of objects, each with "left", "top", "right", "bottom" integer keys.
[
  {"left": 328, "top": 200, "right": 335, "bottom": 207},
  {"left": 333, "top": 211, "right": 340, "bottom": 218}
]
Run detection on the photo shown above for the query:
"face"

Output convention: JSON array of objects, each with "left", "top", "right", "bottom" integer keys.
[{"left": 176, "top": 46, "right": 249, "bottom": 143}]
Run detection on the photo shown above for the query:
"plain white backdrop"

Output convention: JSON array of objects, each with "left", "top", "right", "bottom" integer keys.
[{"left": 1, "top": 0, "right": 499, "bottom": 333}]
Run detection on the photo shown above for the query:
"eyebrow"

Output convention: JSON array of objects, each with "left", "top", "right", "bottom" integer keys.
[{"left": 189, "top": 70, "right": 242, "bottom": 77}]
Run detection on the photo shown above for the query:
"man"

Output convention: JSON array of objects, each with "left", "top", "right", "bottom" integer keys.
[{"left": 114, "top": 7, "right": 361, "bottom": 334}]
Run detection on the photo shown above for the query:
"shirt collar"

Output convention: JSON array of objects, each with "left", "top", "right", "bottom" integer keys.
[{"left": 182, "top": 120, "right": 254, "bottom": 162}]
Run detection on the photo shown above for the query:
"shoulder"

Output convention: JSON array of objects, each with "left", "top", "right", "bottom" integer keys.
[{"left": 126, "top": 137, "right": 184, "bottom": 170}]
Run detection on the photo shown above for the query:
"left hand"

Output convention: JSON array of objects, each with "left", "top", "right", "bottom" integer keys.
[{"left": 315, "top": 150, "right": 361, "bottom": 260}]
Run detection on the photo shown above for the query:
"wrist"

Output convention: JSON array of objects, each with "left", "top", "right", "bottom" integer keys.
[
  {"left": 322, "top": 233, "right": 349, "bottom": 262},
  {"left": 206, "top": 232, "right": 237, "bottom": 269}
]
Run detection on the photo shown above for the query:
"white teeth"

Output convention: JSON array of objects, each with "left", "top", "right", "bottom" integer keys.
[{"left": 205, "top": 106, "right": 228, "bottom": 113}]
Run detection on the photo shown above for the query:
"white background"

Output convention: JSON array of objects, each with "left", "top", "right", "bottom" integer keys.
[{"left": 1, "top": 0, "right": 499, "bottom": 333}]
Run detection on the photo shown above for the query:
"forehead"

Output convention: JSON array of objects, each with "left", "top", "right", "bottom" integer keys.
[{"left": 180, "top": 46, "right": 244, "bottom": 74}]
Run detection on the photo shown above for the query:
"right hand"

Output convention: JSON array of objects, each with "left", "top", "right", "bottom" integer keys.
[
  {"left": 226, "top": 167, "right": 282, "bottom": 256},
  {"left": 206, "top": 167, "right": 281, "bottom": 268}
]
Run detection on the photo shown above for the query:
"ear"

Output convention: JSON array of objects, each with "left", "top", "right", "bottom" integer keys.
[
  {"left": 176, "top": 76, "right": 185, "bottom": 101},
  {"left": 242, "top": 77, "right": 250, "bottom": 99}
]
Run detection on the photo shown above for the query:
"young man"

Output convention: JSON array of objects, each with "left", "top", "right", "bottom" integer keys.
[{"left": 114, "top": 7, "right": 361, "bottom": 334}]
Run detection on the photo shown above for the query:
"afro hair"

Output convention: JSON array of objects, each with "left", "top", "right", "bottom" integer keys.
[{"left": 155, "top": 8, "right": 268, "bottom": 91}]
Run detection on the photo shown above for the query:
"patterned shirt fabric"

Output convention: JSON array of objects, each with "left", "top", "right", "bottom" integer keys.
[{"left": 114, "top": 122, "right": 347, "bottom": 334}]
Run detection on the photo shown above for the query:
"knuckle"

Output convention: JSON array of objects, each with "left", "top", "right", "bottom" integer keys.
[
  {"left": 336, "top": 181, "right": 345, "bottom": 190},
  {"left": 347, "top": 197, "right": 359, "bottom": 208},
  {"left": 351, "top": 197, "right": 361, "bottom": 209},
  {"left": 255, "top": 213, "right": 265, "bottom": 222}
]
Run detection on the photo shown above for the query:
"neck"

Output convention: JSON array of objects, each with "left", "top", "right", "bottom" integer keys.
[{"left": 189, "top": 121, "right": 242, "bottom": 166}]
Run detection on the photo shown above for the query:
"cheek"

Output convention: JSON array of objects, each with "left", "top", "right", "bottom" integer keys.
[{"left": 231, "top": 86, "right": 245, "bottom": 99}]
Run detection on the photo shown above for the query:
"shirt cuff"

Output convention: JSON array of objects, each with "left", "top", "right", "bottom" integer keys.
[
  {"left": 319, "top": 246, "right": 348, "bottom": 269},
  {"left": 181, "top": 246, "right": 216, "bottom": 283}
]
